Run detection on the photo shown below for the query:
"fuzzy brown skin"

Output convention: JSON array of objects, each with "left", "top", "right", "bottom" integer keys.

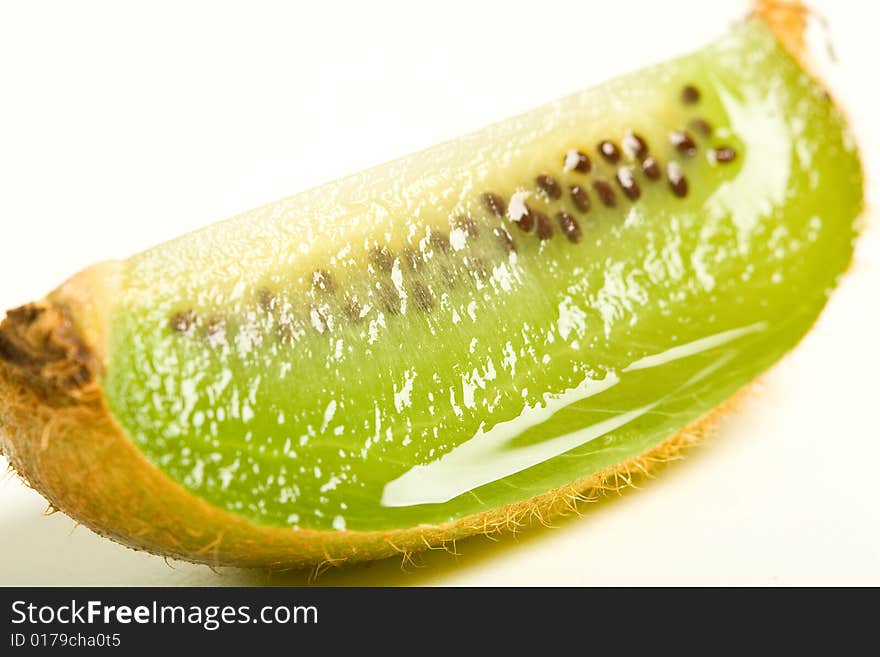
[{"left": 0, "top": 2, "right": 814, "bottom": 570}]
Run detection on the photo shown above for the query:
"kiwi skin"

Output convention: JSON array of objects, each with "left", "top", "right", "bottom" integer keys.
[{"left": 0, "top": 2, "right": 844, "bottom": 569}]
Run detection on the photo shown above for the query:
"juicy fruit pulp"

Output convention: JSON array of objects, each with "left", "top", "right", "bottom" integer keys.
[{"left": 102, "top": 19, "right": 861, "bottom": 533}]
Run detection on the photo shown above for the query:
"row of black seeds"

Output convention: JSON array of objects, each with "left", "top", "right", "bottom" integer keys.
[
  {"left": 170, "top": 85, "right": 737, "bottom": 335},
  {"left": 483, "top": 124, "right": 684, "bottom": 245},
  {"left": 170, "top": 217, "right": 509, "bottom": 337},
  {"left": 483, "top": 191, "right": 583, "bottom": 244},
  {"left": 509, "top": 84, "right": 738, "bottom": 232},
  {"left": 680, "top": 85, "right": 739, "bottom": 164}
]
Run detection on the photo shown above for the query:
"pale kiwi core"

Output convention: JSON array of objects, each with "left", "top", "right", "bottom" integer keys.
[{"left": 102, "top": 20, "right": 862, "bottom": 532}]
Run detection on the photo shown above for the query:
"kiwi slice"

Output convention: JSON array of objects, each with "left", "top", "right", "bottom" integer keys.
[{"left": 0, "top": 5, "right": 864, "bottom": 568}]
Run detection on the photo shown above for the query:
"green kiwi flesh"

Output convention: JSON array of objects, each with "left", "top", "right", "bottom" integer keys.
[{"left": 6, "top": 19, "right": 865, "bottom": 540}]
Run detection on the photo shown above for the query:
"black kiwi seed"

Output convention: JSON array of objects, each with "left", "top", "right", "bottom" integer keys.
[
  {"left": 564, "top": 149, "right": 592, "bottom": 173},
  {"left": 493, "top": 226, "right": 517, "bottom": 253},
  {"left": 670, "top": 130, "right": 697, "bottom": 157},
  {"left": 713, "top": 146, "right": 737, "bottom": 163},
  {"left": 512, "top": 205, "right": 535, "bottom": 232},
  {"left": 343, "top": 295, "right": 364, "bottom": 323},
  {"left": 276, "top": 318, "right": 297, "bottom": 344},
  {"left": 402, "top": 246, "right": 424, "bottom": 271},
  {"left": 482, "top": 192, "right": 506, "bottom": 217},
  {"left": 688, "top": 117, "right": 713, "bottom": 137},
  {"left": 641, "top": 156, "right": 661, "bottom": 180},
  {"left": 171, "top": 310, "right": 196, "bottom": 334},
  {"left": 616, "top": 167, "right": 641, "bottom": 201},
  {"left": 377, "top": 281, "right": 401, "bottom": 315},
  {"left": 622, "top": 132, "right": 649, "bottom": 161},
  {"left": 598, "top": 140, "right": 621, "bottom": 163},
  {"left": 556, "top": 211, "right": 582, "bottom": 244},
  {"left": 570, "top": 185, "right": 591, "bottom": 213},
  {"left": 455, "top": 214, "right": 480, "bottom": 237},
  {"left": 593, "top": 180, "right": 617, "bottom": 207},
  {"left": 257, "top": 287, "right": 278, "bottom": 312},
  {"left": 312, "top": 269, "right": 335, "bottom": 294},
  {"left": 370, "top": 246, "right": 395, "bottom": 272},
  {"left": 430, "top": 230, "right": 451, "bottom": 254},
  {"left": 534, "top": 211, "right": 553, "bottom": 240},
  {"left": 681, "top": 84, "right": 700, "bottom": 104},
  {"left": 410, "top": 282, "right": 435, "bottom": 312},
  {"left": 667, "top": 162, "right": 688, "bottom": 197},
  {"left": 536, "top": 174, "right": 562, "bottom": 200}
]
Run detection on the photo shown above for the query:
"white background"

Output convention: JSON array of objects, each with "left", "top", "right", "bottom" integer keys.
[{"left": 0, "top": 0, "right": 877, "bottom": 585}]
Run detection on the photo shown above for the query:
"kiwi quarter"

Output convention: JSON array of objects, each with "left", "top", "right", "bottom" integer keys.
[{"left": 0, "top": 3, "right": 864, "bottom": 568}]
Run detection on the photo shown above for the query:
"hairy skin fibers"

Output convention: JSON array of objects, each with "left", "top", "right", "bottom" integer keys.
[{"left": 0, "top": 3, "right": 864, "bottom": 568}]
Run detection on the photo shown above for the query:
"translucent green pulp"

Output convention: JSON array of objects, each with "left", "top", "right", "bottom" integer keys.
[{"left": 104, "top": 20, "right": 862, "bottom": 532}]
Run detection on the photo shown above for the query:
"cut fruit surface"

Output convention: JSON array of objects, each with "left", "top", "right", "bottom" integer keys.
[
  {"left": 104, "top": 17, "right": 860, "bottom": 531},
  {"left": 0, "top": 13, "right": 864, "bottom": 564}
]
